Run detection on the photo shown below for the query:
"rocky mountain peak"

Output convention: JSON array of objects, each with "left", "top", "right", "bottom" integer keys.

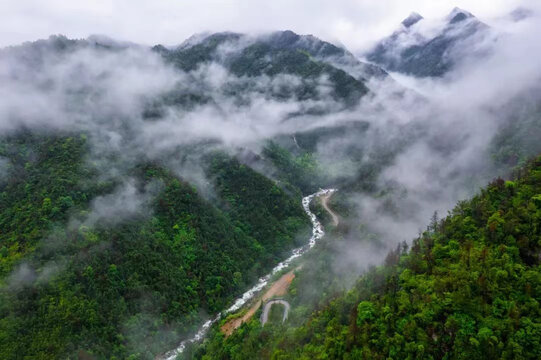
[
  {"left": 401, "top": 12, "right": 424, "bottom": 28},
  {"left": 447, "top": 7, "right": 474, "bottom": 24}
]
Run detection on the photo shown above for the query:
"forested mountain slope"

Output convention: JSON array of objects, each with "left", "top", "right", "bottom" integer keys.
[
  {"left": 155, "top": 30, "right": 373, "bottom": 108},
  {"left": 193, "top": 156, "right": 541, "bottom": 359},
  {"left": 0, "top": 31, "right": 387, "bottom": 359},
  {"left": 1, "top": 19, "right": 540, "bottom": 360},
  {"left": 0, "top": 133, "right": 309, "bottom": 359}
]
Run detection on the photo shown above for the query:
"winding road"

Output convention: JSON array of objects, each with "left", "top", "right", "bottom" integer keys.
[
  {"left": 260, "top": 300, "right": 290, "bottom": 325},
  {"left": 320, "top": 192, "right": 339, "bottom": 226},
  {"left": 158, "top": 188, "right": 337, "bottom": 360},
  {"left": 220, "top": 269, "right": 295, "bottom": 336}
]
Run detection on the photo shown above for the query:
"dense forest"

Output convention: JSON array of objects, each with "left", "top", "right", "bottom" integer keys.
[
  {"left": 0, "top": 31, "right": 387, "bottom": 360},
  {"left": 1, "top": 15, "right": 540, "bottom": 360},
  {"left": 0, "top": 133, "right": 310, "bottom": 359},
  {"left": 191, "top": 156, "right": 541, "bottom": 359}
]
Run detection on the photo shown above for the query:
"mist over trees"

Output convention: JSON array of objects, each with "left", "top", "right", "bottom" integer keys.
[{"left": 0, "top": 3, "right": 541, "bottom": 359}]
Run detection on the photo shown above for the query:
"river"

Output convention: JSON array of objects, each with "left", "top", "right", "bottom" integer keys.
[{"left": 159, "top": 188, "right": 337, "bottom": 360}]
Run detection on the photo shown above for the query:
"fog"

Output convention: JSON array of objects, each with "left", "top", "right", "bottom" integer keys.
[
  {"left": 1, "top": 3, "right": 541, "bottom": 354},
  {"left": 0, "top": 0, "right": 524, "bottom": 52},
  {"left": 2, "top": 5, "right": 541, "bottom": 262},
  {"left": 308, "top": 7, "right": 541, "bottom": 276}
]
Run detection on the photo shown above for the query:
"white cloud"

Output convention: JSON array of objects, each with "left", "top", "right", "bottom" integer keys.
[{"left": 0, "top": 0, "right": 528, "bottom": 51}]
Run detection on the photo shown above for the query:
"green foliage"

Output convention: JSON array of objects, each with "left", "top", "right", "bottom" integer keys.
[
  {"left": 267, "top": 303, "right": 286, "bottom": 325},
  {"left": 208, "top": 154, "right": 310, "bottom": 266},
  {"left": 0, "top": 133, "right": 309, "bottom": 360},
  {"left": 158, "top": 31, "right": 368, "bottom": 108},
  {"left": 490, "top": 105, "right": 541, "bottom": 168},
  {"left": 227, "top": 42, "right": 367, "bottom": 104},
  {"left": 263, "top": 142, "right": 322, "bottom": 193},
  {"left": 195, "top": 156, "right": 541, "bottom": 360},
  {"left": 0, "top": 134, "right": 103, "bottom": 277}
]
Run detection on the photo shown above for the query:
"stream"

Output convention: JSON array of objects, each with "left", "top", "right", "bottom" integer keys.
[{"left": 159, "top": 188, "right": 337, "bottom": 360}]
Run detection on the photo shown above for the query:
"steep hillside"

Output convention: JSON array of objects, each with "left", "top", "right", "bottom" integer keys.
[
  {"left": 0, "top": 32, "right": 391, "bottom": 359},
  {"left": 156, "top": 31, "right": 373, "bottom": 108},
  {"left": 1, "top": 24, "right": 540, "bottom": 360},
  {"left": 193, "top": 156, "right": 541, "bottom": 359},
  {"left": 366, "top": 8, "right": 491, "bottom": 77},
  {"left": 0, "top": 132, "right": 310, "bottom": 360}
]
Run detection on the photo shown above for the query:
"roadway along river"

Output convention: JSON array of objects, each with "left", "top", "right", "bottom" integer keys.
[{"left": 158, "top": 188, "right": 337, "bottom": 360}]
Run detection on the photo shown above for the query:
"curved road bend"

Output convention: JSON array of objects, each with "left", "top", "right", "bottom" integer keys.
[
  {"left": 260, "top": 300, "right": 291, "bottom": 325},
  {"left": 158, "top": 189, "right": 337, "bottom": 360}
]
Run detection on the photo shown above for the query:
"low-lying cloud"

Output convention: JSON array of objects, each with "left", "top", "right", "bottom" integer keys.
[{"left": 1, "top": 6, "right": 541, "bottom": 298}]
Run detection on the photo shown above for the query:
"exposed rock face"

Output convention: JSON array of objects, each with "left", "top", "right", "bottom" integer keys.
[{"left": 365, "top": 8, "right": 491, "bottom": 77}]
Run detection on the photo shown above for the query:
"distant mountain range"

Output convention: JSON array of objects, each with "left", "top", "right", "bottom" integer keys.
[
  {"left": 153, "top": 30, "right": 394, "bottom": 110},
  {"left": 365, "top": 7, "right": 491, "bottom": 77},
  {"left": 1, "top": 9, "right": 541, "bottom": 359}
]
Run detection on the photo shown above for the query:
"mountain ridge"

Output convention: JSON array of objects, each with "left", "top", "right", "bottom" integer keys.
[{"left": 365, "top": 7, "right": 491, "bottom": 77}]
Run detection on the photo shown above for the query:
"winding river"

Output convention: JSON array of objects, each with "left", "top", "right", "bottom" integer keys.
[{"left": 159, "top": 188, "right": 336, "bottom": 360}]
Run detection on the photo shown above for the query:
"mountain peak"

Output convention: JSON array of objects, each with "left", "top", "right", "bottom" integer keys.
[
  {"left": 509, "top": 7, "right": 534, "bottom": 22},
  {"left": 401, "top": 12, "right": 424, "bottom": 28},
  {"left": 176, "top": 32, "right": 241, "bottom": 50},
  {"left": 267, "top": 30, "right": 301, "bottom": 48},
  {"left": 447, "top": 7, "right": 474, "bottom": 24}
]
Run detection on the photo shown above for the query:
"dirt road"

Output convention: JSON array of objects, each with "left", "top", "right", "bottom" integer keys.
[
  {"left": 159, "top": 189, "right": 336, "bottom": 359},
  {"left": 220, "top": 191, "right": 339, "bottom": 337},
  {"left": 321, "top": 192, "right": 339, "bottom": 226},
  {"left": 220, "top": 270, "right": 295, "bottom": 337}
]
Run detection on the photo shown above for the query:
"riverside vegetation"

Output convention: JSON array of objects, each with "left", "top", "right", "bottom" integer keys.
[{"left": 190, "top": 157, "right": 541, "bottom": 359}]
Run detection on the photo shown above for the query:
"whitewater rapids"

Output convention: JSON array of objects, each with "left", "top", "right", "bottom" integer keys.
[{"left": 159, "top": 188, "right": 336, "bottom": 360}]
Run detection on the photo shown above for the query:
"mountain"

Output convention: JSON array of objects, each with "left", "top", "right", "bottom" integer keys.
[
  {"left": 1, "top": 23, "right": 540, "bottom": 360},
  {"left": 366, "top": 8, "right": 490, "bottom": 77},
  {"left": 194, "top": 156, "right": 541, "bottom": 359},
  {"left": 155, "top": 30, "right": 382, "bottom": 109},
  {"left": 3, "top": 31, "right": 381, "bottom": 114},
  {"left": 163, "top": 30, "right": 387, "bottom": 81},
  {"left": 0, "top": 133, "right": 313, "bottom": 359},
  {"left": 508, "top": 7, "right": 535, "bottom": 22},
  {"left": 0, "top": 32, "right": 357, "bottom": 359},
  {"left": 0, "top": 31, "right": 399, "bottom": 360},
  {"left": 401, "top": 11, "right": 424, "bottom": 28}
]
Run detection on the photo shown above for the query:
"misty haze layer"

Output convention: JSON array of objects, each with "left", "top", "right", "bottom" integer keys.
[{"left": 0, "top": 4, "right": 541, "bottom": 359}]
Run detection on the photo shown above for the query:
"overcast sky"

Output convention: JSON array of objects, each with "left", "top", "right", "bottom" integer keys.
[{"left": 0, "top": 0, "right": 530, "bottom": 51}]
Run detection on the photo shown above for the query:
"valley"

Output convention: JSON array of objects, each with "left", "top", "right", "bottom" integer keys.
[
  {"left": 160, "top": 189, "right": 336, "bottom": 359},
  {"left": 0, "top": 3, "right": 540, "bottom": 360}
]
